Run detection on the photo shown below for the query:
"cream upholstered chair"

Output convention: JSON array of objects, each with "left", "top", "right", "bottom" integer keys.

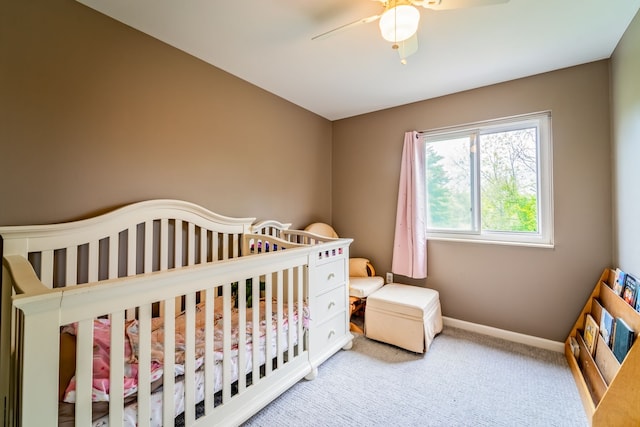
[{"left": 304, "top": 223, "right": 384, "bottom": 333}]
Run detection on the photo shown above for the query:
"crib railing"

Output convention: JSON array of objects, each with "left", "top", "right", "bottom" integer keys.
[
  {"left": 281, "top": 229, "right": 338, "bottom": 245},
  {"left": 4, "top": 245, "right": 313, "bottom": 427}
]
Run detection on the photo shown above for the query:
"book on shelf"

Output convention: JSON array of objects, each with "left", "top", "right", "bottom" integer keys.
[
  {"left": 622, "top": 273, "right": 638, "bottom": 307},
  {"left": 584, "top": 313, "right": 599, "bottom": 356},
  {"left": 594, "top": 334, "right": 620, "bottom": 385},
  {"left": 612, "top": 317, "right": 635, "bottom": 363},
  {"left": 599, "top": 304, "right": 614, "bottom": 348},
  {"left": 569, "top": 336, "right": 579, "bottom": 358},
  {"left": 591, "top": 298, "right": 603, "bottom": 325},
  {"left": 613, "top": 267, "right": 627, "bottom": 296}
]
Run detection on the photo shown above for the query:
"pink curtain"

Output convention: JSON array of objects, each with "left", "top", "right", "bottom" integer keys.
[{"left": 392, "top": 131, "right": 427, "bottom": 278}]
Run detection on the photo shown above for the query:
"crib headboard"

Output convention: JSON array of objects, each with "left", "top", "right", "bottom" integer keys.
[{"left": 0, "top": 199, "right": 256, "bottom": 290}]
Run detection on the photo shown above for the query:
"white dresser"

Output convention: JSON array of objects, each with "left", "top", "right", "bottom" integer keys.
[{"left": 306, "top": 241, "right": 353, "bottom": 379}]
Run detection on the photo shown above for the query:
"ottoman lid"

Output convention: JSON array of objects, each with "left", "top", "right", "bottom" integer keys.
[{"left": 367, "top": 283, "right": 440, "bottom": 318}]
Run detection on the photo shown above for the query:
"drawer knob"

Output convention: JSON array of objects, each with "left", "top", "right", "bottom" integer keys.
[
  {"left": 327, "top": 273, "right": 335, "bottom": 280},
  {"left": 328, "top": 330, "right": 335, "bottom": 338},
  {"left": 328, "top": 301, "right": 335, "bottom": 309}
]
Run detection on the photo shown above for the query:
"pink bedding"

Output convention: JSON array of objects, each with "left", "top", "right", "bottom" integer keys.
[{"left": 61, "top": 298, "right": 309, "bottom": 403}]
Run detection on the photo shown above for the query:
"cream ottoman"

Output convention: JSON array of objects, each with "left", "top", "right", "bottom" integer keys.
[{"left": 365, "top": 283, "right": 443, "bottom": 353}]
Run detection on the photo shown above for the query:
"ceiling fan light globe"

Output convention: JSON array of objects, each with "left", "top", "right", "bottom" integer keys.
[{"left": 379, "top": 5, "right": 420, "bottom": 43}]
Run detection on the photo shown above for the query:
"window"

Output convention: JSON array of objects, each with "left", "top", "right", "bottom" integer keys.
[{"left": 423, "top": 112, "right": 553, "bottom": 247}]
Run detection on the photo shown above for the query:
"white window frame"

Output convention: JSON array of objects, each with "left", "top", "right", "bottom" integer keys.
[{"left": 422, "top": 111, "right": 554, "bottom": 248}]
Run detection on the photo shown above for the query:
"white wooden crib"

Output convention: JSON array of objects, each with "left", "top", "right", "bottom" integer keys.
[{"left": 0, "top": 199, "right": 353, "bottom": 426}]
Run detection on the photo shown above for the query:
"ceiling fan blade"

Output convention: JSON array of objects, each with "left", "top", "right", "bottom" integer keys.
[
  {"left": 312, "top": 14, "right": 381, "bottom": 41},
  {"left": 413, "top": 0, "right": 509, "bottom": 10},
  {"left": 396, "top": 33, "right": 418, "bottom": 64}
]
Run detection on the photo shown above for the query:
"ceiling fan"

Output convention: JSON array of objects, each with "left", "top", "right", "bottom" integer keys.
[{"left": 312, "top": 0, "right": 510, "bottom": 64}]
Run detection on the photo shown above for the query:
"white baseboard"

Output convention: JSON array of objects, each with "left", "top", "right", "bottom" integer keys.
[{"left": 442, "top": 316, "right": 565, "bottom": 353}]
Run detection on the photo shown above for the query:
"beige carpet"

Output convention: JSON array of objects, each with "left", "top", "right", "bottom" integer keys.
[{"left": 242, "top": 326, "right": 588, "bottom": 427}]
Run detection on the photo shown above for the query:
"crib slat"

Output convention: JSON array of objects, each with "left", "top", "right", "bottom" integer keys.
[
  {"left": 187, "top": 223, "right": 195, "bottom": 266},
  {"left": 238, "top": 280, "right": 247, "bottom": 393},
  {"left": 109, "top": 310, "right": 125, "bottom": 426},
  {"left": 222, "top": 233, "right": 229, "bottom": 260},
  {"left": 297, "top": 266, "right": 304, "bottom": 354},
  {"left": 75, "top": 319, "right": 94, "bottom": 426},
  {"left": 199, "top": 228, "right": 207, "bottom": 264},
  {"left": 40, "top": 249, "right": 54, "bottom": 288},
  {"left": 163, "top": 299, "right": 176, "bottom": 424},
  {"left": 144, "top": 220, "right": 153, "bottom": 273},
  {"left": 212, "top": 231, "right": 219, "bottom": 261},
  {"left": 175, "top": 219, "right": 183, "bottom": 268},
  {"left": 125, "top": 230, "right": 138, "bottom": 321},
  {"left": 287, "top": 268, "right": 294, "bottom": 358},
  {"left": 66, "top": 245, "right": 78, "bottom": 286},
  {"left": 252, "top": 275, "right": 260, "bottom": 385},
  {"left": 127, "top": 226, "right": 138, "bottom": 276},
  {"left": 276, "top": 270, "right": 284, "bottom": 368},
  {"left": 264, "top": 274, "right": 273, "bottom": 377},
  {"left": 232, "top": 233, "right": 239, "bottom": 258},
  {"left": 127, "top": 226, "right": 136, "bottom": 276},
  {"left": 137, "top": 304, "right": 152, "bottom": 427},
  {"left": 160, "top": 218, "right": 169, "bottom": 271},
  {"left": 204, "top": 289, "right": 215, "bottom": 415},
  {"left": 108, "top": 233, "right": 118, "bottom": 280},
  {"left": 88, "top": 241, "right": 98, "bottom": 283},
  {"left": 170, "top": 219, "right": 184, "bottom": 317},
  {"left": 222, "top": 283, "right": 232, "bottom": 402},
  {"left": 184, "top": 292, "right": 196, "bottom": 425}
]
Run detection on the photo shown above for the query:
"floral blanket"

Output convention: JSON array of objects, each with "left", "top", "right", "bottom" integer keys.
[{"left": 62, "top": 299, "right": 309, "bottom": 403}]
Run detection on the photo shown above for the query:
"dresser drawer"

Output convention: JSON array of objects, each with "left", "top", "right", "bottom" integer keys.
[
  {"left": 314, "top": 259, "right": 345, "bottom": 293},
  {"left": 310, "top": 312, "right": 347, "bottom": 351},
  {"left": 313, "top": 286, "right": 346, "bottom": 323}
]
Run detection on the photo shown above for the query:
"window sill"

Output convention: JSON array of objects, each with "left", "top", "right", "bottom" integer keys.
[{"left": 426, "top": 235, "right": 555, "bottom": 249}]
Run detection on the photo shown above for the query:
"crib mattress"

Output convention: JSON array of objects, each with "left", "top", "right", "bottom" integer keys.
[
  {"left": 86, "top": 331, "right": 298, "bottom": 427},
  {"left": 57, "top": 299, "right": 306, "bottom": 427}
]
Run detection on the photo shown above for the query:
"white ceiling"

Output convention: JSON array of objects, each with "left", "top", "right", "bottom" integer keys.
[{"left": 76, "top": 0, "right": 640, "bottom": 121}]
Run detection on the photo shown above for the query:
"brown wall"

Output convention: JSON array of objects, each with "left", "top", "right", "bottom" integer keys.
[
  {"left": 611, "top": 10, "right": 640, "bottom": 277},
  {"left": 0, "top": 0, "right": 332, "bottom": 227},
  {"left": 333, "top": 61, "right": 613, "bottom": 341}
]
